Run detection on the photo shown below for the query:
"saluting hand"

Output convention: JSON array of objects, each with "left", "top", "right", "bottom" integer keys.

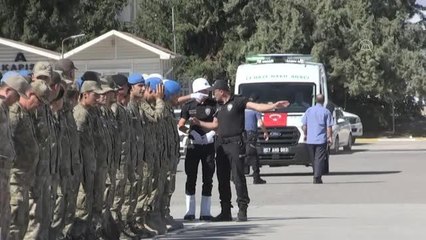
[
  {"left": 274, "top": 100, "right": 290, "bottom": 109},
  {"left": 155, "top": 83, "right": 165, "bottom": 99}
]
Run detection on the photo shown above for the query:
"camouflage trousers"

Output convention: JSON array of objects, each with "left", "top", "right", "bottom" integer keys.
[
  {"left": 63, "top": 172, "right": 81, "bottom": 235},
  {"left": 50, "top": 174, "right": 72, "bottom": 239},
  {"left": 0, "top": 164, "right": 11, "bottom": 240},
  {"left": 146, "top": 157, "right": 167, "bottom": 213},
  {"left": 162, "top": 159, "right": 178, "bottom": 217},
  {"left": 26, "top": 174, "right": 51, "bottom": 240},
  {"left": 110, "top": 163, "right": 128, "bottom": 226},
  {"left": 8, "top": 171, "right": 31, "bottom": 240},
  {"left": 74, "top": 168, "right": 95, "bottom": 237},
  {"left": 93, "top": 166, "right": 108, "bottom": 222}
]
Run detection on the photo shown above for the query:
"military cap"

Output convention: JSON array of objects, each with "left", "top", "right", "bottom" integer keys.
[
  {"left": 1, "top": 72, "right": 31, "bottom": 98},
  {"left": 55, "top": 58, "right": 78, "bottom": 72},
  {"left": 80, "top": 80, "right": 103, "bottom": 94},
  {"left": 33, "top": 61, "right": 53, "bottom": 79},
  {"left": 31, "top": 80, "right": 51, "bottom": 104}
]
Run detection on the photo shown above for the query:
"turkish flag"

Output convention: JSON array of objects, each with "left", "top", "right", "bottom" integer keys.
[{"left": 263, "top": 113, "right": 288, "bottom": 127}]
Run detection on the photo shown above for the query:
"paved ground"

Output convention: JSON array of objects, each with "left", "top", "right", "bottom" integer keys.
[{"left": 156, "top": 141, "right": 426, "bottom": 239}]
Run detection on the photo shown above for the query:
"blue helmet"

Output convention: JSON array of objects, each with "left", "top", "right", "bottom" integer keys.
[
  {"left": 145, "top": 73, "right": 163, "bottom": 92},
  {"left": 128, "top": 73, "right": 145, "bottom": 85},
  {"left": 163, "top": 79, "right": 181, "bottom": 100},
  {"left": 18, "top": 70, "right": 32, "bottom": 78},
  {"left": 76, "top": 77, "right": 83, "bottom": 91},
  {"left": 1, "top": 71, "right": 20, "bottom": 82}
]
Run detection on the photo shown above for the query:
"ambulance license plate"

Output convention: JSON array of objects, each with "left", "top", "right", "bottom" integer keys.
[{"left": 263, "top": 147, "right": 289, "bottom": 154}]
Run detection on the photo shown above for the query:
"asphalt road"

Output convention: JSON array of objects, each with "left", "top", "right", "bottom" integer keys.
[{"left": 157, "top": 140, "right": 426, "bottom": 240}]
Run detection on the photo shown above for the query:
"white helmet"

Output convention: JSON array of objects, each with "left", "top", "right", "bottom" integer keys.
[{"left": 192, "top": 78, "right": 211, "bottom": 93}]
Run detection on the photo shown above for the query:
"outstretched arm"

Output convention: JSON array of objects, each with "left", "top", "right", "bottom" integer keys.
[{"left": 246, "top": 100, "right": 290, "bottom": 112}]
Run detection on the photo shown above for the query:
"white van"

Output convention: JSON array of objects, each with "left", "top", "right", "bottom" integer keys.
[{"left": 235, "top": 54, "right": 329, "bottom": 167}]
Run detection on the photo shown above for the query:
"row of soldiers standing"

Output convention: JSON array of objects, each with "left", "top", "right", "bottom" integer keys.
[{"left": 0, "top": 59, "right": 184, "bottom": 240}]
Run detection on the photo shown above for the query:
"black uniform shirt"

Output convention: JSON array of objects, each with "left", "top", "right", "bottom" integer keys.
[
  {"left": 215, "top": 95, "right": 249, "bottom": 138},
  {"left": 181, "top": 98, "right": 217, "bottom": 136}
]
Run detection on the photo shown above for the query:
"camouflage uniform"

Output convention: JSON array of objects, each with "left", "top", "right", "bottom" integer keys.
[
  {"left": 138, "top": 99, "right": 165, "bottom": 234},
  {"left": 110, "top": 102, "right": 130, "bottom": 228},
  {"left": 8, "top": 102, "right": 39, "bottom": 240},
  {"left": 26, "top": 104, "right": 55, "bottom": 240},
  {"left": 50, "top": 110, "right": 69, "bottom": 239},
  {"left": 126, "top": 99, "right": 145, "bottom": 227},
  {"left": 0, "top": 100, "right": 15, "bottom": 240},
  {"left": 103, "top": 106, "right": 119, "bottom": 210},
  {"left": 73, "top": 103, "right": 97, "bottom": 237},
  {"left": 62, "top": 101, "right": 81, "bottom": 236},
  {"left": 92, "top": 107, "right": 110, "bottom": 230},
  {"left": 162, "top": 102, "right": 180, "bottom": 220}
]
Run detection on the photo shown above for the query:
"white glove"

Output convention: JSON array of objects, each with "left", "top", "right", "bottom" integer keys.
[
  {"left": 204, "top": 130, "right": 216, "bottom": 144},
  {"left": 190, "top": 130, "right": 204, "bottom": 144},
  {"left": 190, "top": 92, "right": 208, "bottom": 102}
]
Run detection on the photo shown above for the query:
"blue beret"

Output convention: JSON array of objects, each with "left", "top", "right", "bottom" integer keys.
[
  {"left": 145, "top": 77, "right": 162, "bottom": 91},
  {"left": 128, "top": 73, "right": 145, "bottom": 85},
  {"left": 18, "top": 70, "right": 32, "bottom": 77},
  {"left": 164, "top": 80, "right": 181, "bottom": 100},
  {"left": 1, "top": 71, "right": 20, "bottom": 82}
]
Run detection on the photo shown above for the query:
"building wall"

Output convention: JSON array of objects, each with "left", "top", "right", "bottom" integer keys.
[{"left": 0, "top": 44, "right": 57, "bottom": 72}]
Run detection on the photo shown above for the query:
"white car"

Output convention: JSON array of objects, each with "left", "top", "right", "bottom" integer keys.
[
  {"left": 330, "top": 108, "right": 352, "bottom": 154},
  {"left": 342, "top": 110, "right": 363, "bottom": 144},
  {"left": 173, "top": 109, "right": 189, "bottom": 159}
]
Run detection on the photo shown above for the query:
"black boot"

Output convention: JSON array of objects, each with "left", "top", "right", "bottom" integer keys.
[
  {"left": 313, "top": 177, "right": 323, "bottom": 184},
  {"left": 237, "top": 205, "right": 248, "bottom": 222},
  {"left": 253, "top": 172, "right": 266, "bottom": 184},
  {"left": 212, "top": 204, "right": 232, "bottom": 222}
]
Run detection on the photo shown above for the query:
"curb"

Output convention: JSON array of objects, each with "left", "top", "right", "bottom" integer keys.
[{"left": 356, "top": 137, "right": 426, "bottom": 143}]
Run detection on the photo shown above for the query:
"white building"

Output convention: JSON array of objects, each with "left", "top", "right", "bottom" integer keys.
[
  {"left": 64, "top": 30, "right": 176, "bottom": 78},
  {"left": 0, "top": 37, "right": 60, "bottom": 73}
]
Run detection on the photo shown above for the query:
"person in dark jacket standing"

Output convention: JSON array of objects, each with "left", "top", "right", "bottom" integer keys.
[
  {"left": 244, "top": 94, "right": 269, "bottom": 184},
  {"left": 191, "top": 80, "right": 289, "bottom": 222}
]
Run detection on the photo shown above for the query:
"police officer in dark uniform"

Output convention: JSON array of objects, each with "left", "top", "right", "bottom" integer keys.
[
  {"left": 191, "top": 80, "right": 289, "bottom": 222},
  {"left": 178, "top": 78, "right": 216, "bottom": 221}
]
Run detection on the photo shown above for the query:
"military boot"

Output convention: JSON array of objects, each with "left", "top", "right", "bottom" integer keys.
[
  {"left": 144, "top": 211, "right": 167, "bottom": 235},
  {"left": 211, "top": 203, "right": 233, "bottom": 222},
  {"left": 237, "top": 205, "right": 248, "bottom": 222},
  {"left": 164, "top": 214, "right": 184, "bottom": 232}
]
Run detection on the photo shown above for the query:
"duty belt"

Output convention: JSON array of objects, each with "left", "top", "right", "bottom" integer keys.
[{"left": 217, "top": 135, "right": 243, "bottom": 144}]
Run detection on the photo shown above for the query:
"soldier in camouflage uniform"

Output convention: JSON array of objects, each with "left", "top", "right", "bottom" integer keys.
[
  {"left": 109, "top": 75, "right": 131, "bottom": 235},
  {"left": 26, "top": 62, "right": 59, "bottom": 240},
  {"left": 139, "top": 75, "right": 166, "bottom": 235},
  {"left": 98, "top": 77, "right": 121, "bottom": 239},
  {"left": 72, "top": 75, "right": 103, "bottom": 239},
  {"left": 9, "top": 79, "right": 50, "bottom": 240},
  {"left": 0, "top": 73, "right": 29, "bottom": 240},
  {"left": 126, "top": 73, "right": 156, "bottom": 237},
  {"left": 50, "top": 80, "right": 71, "bottom": 239},
  {"left": 162, "top": 80, "right": 184, "bottom": 231},
  {"left": 54, "top": 60, "right": 82, "bottom": 237}
]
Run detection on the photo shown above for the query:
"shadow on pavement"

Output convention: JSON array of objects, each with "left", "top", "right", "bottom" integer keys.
[
  {"left": 157, "top": 223, "right": 273, "bottom": 239},
  {"left": 263, "top": 180, "right": 385, "bottom": 185},
  {"left": 261, "top": 170, "right": 401, "bottom": 177}
]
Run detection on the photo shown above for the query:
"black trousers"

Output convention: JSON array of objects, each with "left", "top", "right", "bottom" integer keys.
[
  {"left": 216, "top": 140, "right": 250, "bottom": 208},
  {"left": 185, "top": 143, "right": 215, "bottom": 196},
  {"left": 245, "top": 131, "right": 261, "bottom": 177},
  {"left": 307, "top": 143, "right": 328, "bottom": 178}
]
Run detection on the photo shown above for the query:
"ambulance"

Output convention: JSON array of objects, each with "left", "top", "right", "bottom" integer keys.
[{"left": 235, "top": 54, "right": 329, "bottom": 167}]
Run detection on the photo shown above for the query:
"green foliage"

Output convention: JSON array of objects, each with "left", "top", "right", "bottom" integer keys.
[{"left": 0, "top": 0, "right": 127, "bottom": 51}]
